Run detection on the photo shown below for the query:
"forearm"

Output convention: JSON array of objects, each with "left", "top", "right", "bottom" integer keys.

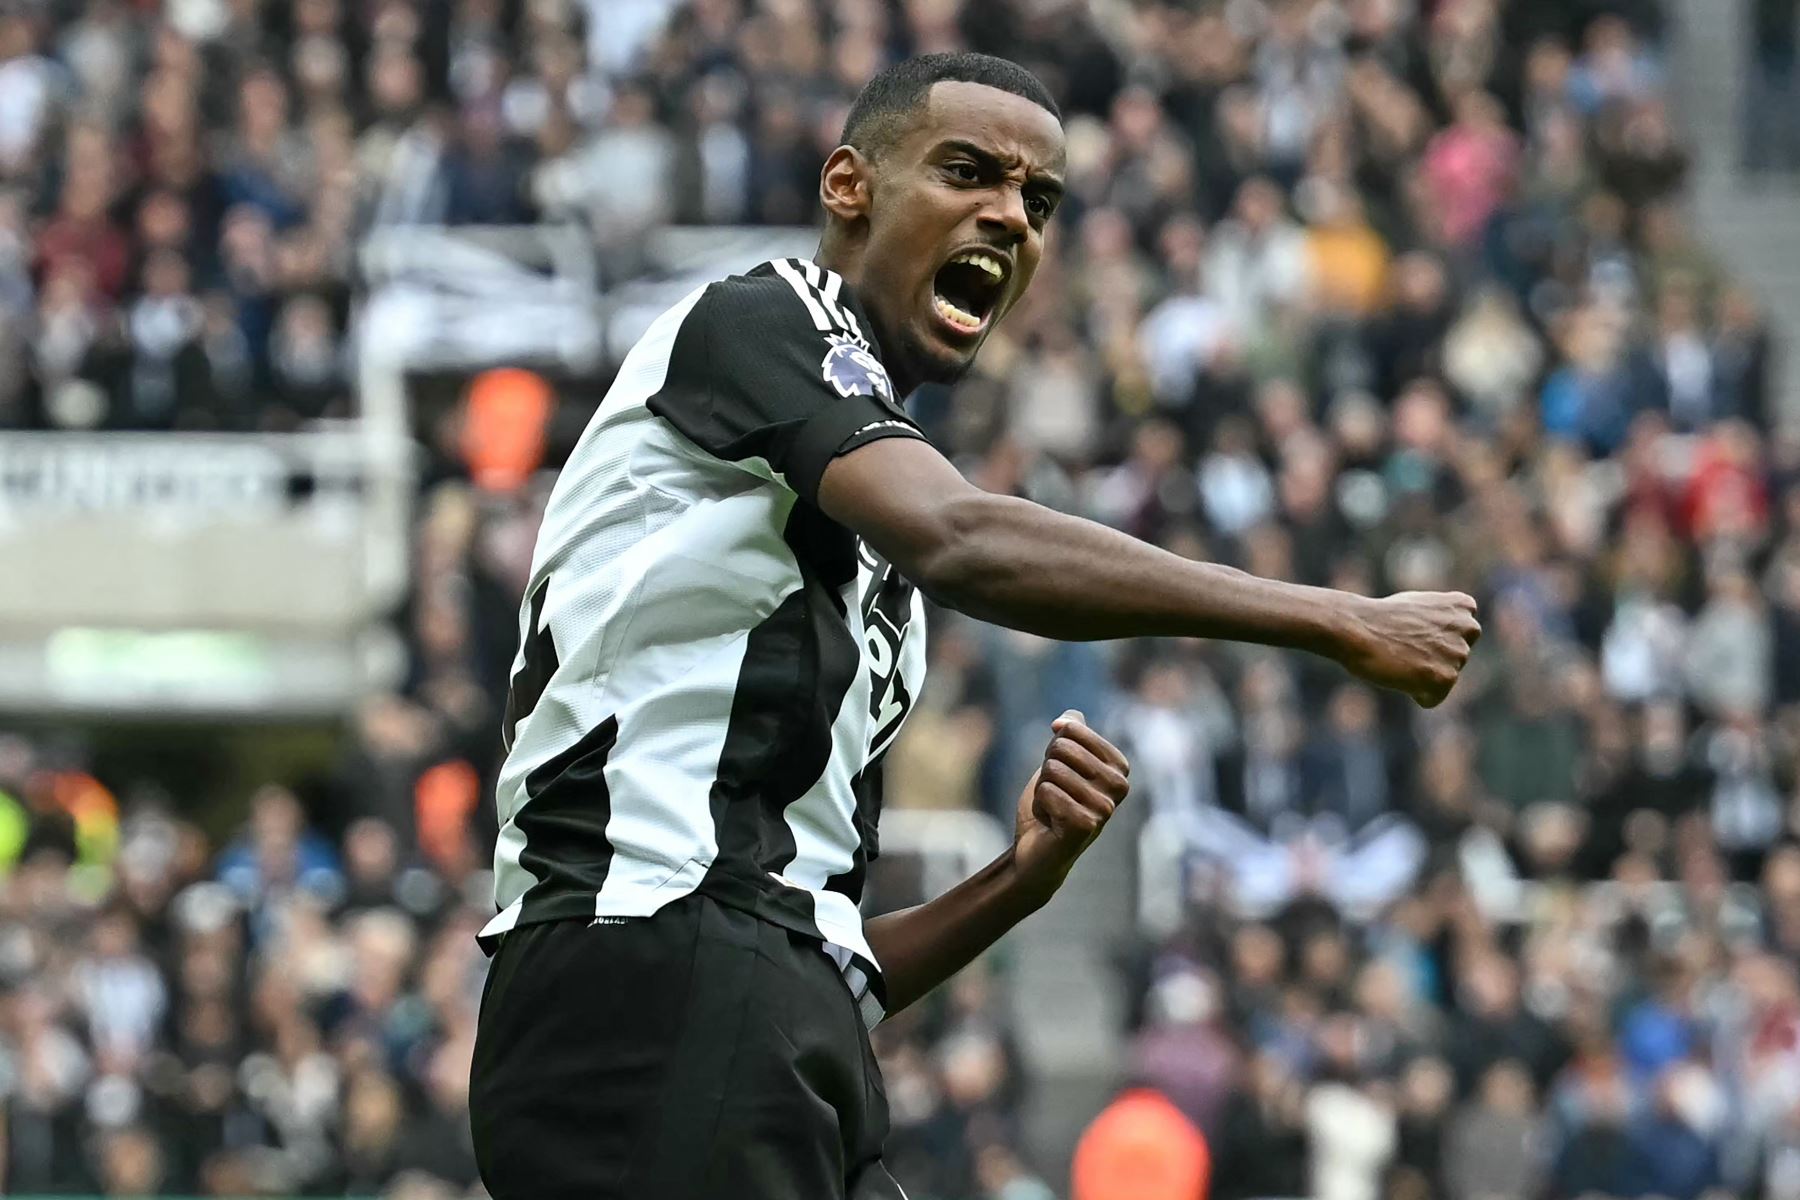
[
  {"left": 926, "top": 492, "right": 1360, "bottom": 650},
  {"left": 864, "top": 845, "right": 1047, "bottom": 1015}
]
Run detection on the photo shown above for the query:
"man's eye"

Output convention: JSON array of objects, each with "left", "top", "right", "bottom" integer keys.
[
  {"left": 1026, "top": 194, "right": 1052, "bottom": 219},
  {"left": 946, "top": 161, "right": 980, "bottom": 182}
]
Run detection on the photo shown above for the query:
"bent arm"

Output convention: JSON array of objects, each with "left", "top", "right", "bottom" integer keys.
[
  {"left": 862, "top": 847, "right": 1041, "bottom": 1016},
  {"left": 865, "top": 713, "right": 1131, "bottom": 1015},
  {"left": 818, "top": 435, "right": 1361, "bottom": 653}
]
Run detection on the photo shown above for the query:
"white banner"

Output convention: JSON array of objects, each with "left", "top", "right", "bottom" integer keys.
[{"left": 0, "top": 438, "right": 291, "bottom": 514}]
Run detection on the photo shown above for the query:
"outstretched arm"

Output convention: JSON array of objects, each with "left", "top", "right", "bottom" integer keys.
[
  {"left": 818, "top": 436, "right": 1480, "bottom": 707},
  {"left": 864, "top": 711, "right": 1129, "bottom": 1015}
]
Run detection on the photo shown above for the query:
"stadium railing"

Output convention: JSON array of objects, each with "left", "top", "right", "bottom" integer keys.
[{"left": 869, "top": 807, "right": 1010, "bottom": 914}]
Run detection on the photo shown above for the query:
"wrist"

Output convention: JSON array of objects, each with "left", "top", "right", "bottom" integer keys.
[
  {"left": 997, "top": 843, "right": 1065, "bottom": 916},
  {"left": 993, "top": 845, "right": 1058, "bottom": 921},
  {"left": 1312, "top": 588, "right": 1372, "bottom": 664}
]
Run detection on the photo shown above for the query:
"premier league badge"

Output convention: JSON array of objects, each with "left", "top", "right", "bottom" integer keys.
[{"left": 821, "top": 335, "right": 894, "bottom": 401}]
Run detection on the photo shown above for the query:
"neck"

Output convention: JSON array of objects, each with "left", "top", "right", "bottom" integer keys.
[
  {"left": 814, "top": 240, "right": 918, "bottom": 395},
  {"left": 814, "top": 232, "right": 860, "bottom": 293}
]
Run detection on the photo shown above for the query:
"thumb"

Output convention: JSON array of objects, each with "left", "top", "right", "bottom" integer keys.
[{"left": 1052, "top": 709, "right": 1086, "bottom": 731}]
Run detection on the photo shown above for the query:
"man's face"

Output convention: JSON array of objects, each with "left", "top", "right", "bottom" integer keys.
[{"left": 851, "top": 81, "right": 1066, "bottom": 391}]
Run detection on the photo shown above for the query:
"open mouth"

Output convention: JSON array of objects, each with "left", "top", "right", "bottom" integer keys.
[{"left": 931, "top": 248, "right": 1008, "bottom": 337}]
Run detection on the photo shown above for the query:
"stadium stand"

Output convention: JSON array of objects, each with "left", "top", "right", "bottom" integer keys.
[{"left": 2, "top": 1, "right": 1798, "bottom": 1199}]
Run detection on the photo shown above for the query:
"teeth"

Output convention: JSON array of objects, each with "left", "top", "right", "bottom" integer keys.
[
  {"left": 933, "top": 294, "right": 985, "bottom": 331},
  {"left": 950, "top": 250, "right": 1004, "bottom": 280}
]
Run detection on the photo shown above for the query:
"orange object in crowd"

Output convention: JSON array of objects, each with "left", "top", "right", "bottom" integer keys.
[
  {"left": 461, "top": 367, "right": 554, "bottom": 492},
  {"left": 415, "top": 758, "right": 480, "bottom": 873},
  {"left": 1071, "top": 1087, "right": 1212, "bottom": 1200}
]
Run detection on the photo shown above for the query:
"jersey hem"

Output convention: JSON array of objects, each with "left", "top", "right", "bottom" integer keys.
[{"left": 476, "top": 874, "right": 888, "bottom": 1020}]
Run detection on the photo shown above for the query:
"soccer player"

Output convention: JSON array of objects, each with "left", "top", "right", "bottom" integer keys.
[{"left": 468, "top": 52, "right": 1480, "bottom": 1199}]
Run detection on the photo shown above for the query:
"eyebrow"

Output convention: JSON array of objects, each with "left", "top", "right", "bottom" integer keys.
[{"left": 937, "top": 138, "right": 1066, "bottom": 200}]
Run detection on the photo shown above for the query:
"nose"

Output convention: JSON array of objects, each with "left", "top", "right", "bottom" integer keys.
[{"left": 976, "top": 186, "right": 1030, "bottom": 243}]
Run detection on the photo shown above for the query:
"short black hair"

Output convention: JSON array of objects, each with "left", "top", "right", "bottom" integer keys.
[{"left": 840, "top": 52, "right": 1060, "bottom": 159}]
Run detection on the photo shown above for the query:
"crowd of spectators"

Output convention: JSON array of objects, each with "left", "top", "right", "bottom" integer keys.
[{"left": 2, "top": 0, "right": 1799, "bottom": 1199}]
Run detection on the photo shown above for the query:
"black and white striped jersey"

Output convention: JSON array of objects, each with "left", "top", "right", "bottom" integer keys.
[{"left": 480, "top": 259, "right": 929, "bottom": 1005}]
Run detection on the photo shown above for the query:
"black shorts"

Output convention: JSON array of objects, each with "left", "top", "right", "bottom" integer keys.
[{"left": 469, "top": 893, "right": 905, "bottom": 1200}]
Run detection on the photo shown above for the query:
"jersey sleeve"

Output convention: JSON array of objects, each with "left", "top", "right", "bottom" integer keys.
[{"left": 646, "top": 268, "right": 926, "bottom": 503}]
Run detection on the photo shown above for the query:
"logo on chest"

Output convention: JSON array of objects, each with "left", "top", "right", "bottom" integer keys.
[{"left": 856, "top": 540, "right": 917, "bottom": 760}]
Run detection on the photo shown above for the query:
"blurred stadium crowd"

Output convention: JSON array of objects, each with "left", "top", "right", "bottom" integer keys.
[{"left": 3, "top": 0, "right": 1799, "bottom": 1198}]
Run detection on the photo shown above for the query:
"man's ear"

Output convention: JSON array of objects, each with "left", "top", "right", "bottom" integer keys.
[{"left": 820, "top": 145, "right": 871, "bottom": 224}]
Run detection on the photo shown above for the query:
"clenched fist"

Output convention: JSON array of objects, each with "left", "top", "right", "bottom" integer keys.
[
  {"left": 1335, "top": 591, "right": 1482, "bottom": 707},
  {"left": 1012, "top": 710, "right": 1131, "bottom": 903}
]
